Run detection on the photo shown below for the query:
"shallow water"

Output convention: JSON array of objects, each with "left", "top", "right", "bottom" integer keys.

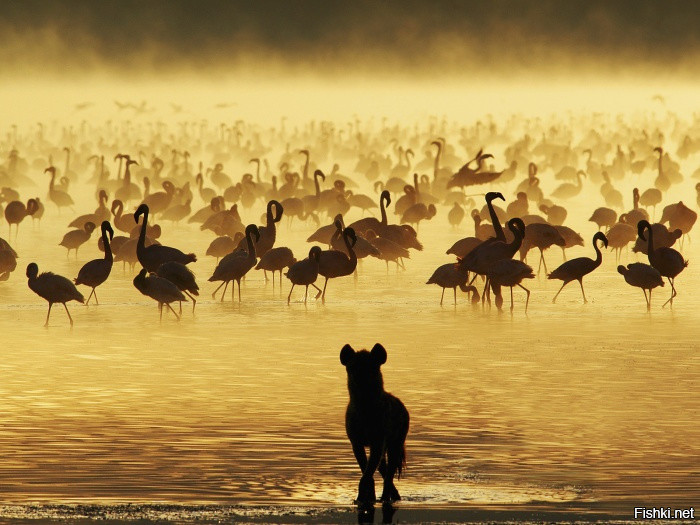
[{"left": 0, "top": 165, "right": 698, "bottom": 521}]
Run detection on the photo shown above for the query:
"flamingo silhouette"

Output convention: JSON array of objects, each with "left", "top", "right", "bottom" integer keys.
[
  {"left": 27, "top": 262, "right": 84, "bottom": 326},
  {"left": 548, "top": 232, "right": 608, "bottom": 303},
  {"left": 285, "top": 246, "right": 322, "bottom": 304},
  {"left": 134, "top": 204, "right": 196, "bottom": 272},
  {"left": 637, "top": 220, "right": 687, "bottom": 307},
  {"left": 74, "top": 221, "right": 114, "bottom": 305},
  {"left": 133, "top": 268, "right": 186, "bottom": 321},
  {"left": 618, "top": 263, "right": 664, "bottom": 310}
]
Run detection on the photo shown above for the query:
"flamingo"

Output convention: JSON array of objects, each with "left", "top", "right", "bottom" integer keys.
[
  {"left": 459, "top": 217, "right": 525, "bottom": 303},
  {"left": 156, "top": 261, "right": 199, "bottom": 313},
  {"left": 317, "top": 225, "right": 358, "bottom": 303},
  {"left": 27, "top": 262, "right": 84, "bottom": 326},
  {"left": 133, "top": 268, "right": 186, "bottom": 321},
  {"left": 285, "top": 246, "right": 322, "bottom": 304},
  {"left": 59, "top": 221, "right": 96, "bottom": 259},
  {"left": 519, "top": 223, "right": 565, "bottom": 275},
  {"left": 4, "top": 198, "right": 38, "bottom": 238},
  {"left": 637, "top": 220, "right": 687, "bottom": 307},
  {"left": 236, "top": 200, "right": 283, "bottom": 263},
  {"left": 548, "top": 232, "right": 608, "bottom": 304},
  {"left": 426, "top": 262, "right": 479, "bottom": 305},
  {"left": 208, "top": 224, "right": 260, "bottom": 302},
  {"left": 69, "top": 190, "right": 111, "bottom": 229},
  {"left": 618, "top": 263, "right": 664, "bottom": 310},
  {"left": 111, "top": 199, "right": 138, "bottom": 233},
  {"left": 348, "top": 190, "right": 391, "bottom": 236},
  {"left": 552, "top": 170, "right": 585, "bottom": 200},
  {"left": 256, "top": 247, "right": 296, "bottom": 288},
  {"left": 447, "top": 202, "right": 465, "bottom": 228},
  {"left": 134, "top": 204, "right": 196, "bottom": 272},
  {"left": 488, "top": 259, "right": 535, "bottom": 312},
  {"left": 74, "top": 221, "right": 114, "bottom": 305},
  {"left": 46, "top": 166, "right": 74, "bottom": 213}
]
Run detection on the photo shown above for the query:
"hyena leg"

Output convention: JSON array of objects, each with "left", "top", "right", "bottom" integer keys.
[
  {"left": 351, "top": 442, "right": 368, "bottom": 472},
  {"left": 357, "top": 443, "right": 383, "bottom": 504},
  {"left": 380, "top": 442, "right": 402, "bottom": 502}
]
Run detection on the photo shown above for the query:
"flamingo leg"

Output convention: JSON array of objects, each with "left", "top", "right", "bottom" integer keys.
[
  {"left": 44, "top": 302, "right": 53, "bottom": 327},
  {"left": 578, "top": 278, "right": 587, "bottom": 303},
  {"left": 92, "top": 288, "right": 99, "bottom": 305},
  {"left": 453, "top": 287, "right": 457, "bottom": 305},
  {"left": 184, "top": 291, "right": 196, "bottom": 312},
  {"left": 62, "top": 303, "right": 75, "bottom": 326},
  {"left": 159, "top": 303, "right": 163, "bottom": 321},
  {"left": 440, "top": 287, "right": 445, "bottom": 305},
  {"left": 642, "top": 289, "right": 649, "bottom": 310},
  {"left": 237, "top": 279, "right": 242, "bottom": 302},
  {"left": 166, "top": 303, "right": 181, "bottom": 320},
  {"left": 85, "top": 288, "right": 95, "bottom": 305},
  {"left": 481, "top": 276, "right": 490, "bottom": 306},
  {"left": 662, "top": 277, "right": 676, "bottom": 308},
  {"left": 510, "top": 286, "right": 514, "bottom": 312},
  {"left": 320, "top": 277, "right": 329, "bottom": 301},
  {"left": 311, "top": 283, "right": 322, "bottom": 296},
  {"left": 552, "top": 281, "right": 568, "bottom": 303},
  {"left": 211, "top": 281, "right": 225, "bottom": 299},
  {"left": 540, "top": 249, "right": 549, "bottom": 274},
  {"left": 518, "top": 283, "right": 531, "bottom": 312},
  {"left": 303, "top": 284, "right": 309, "bottom": 303},
  {"left": 178, "top": 301, "right": 183, "bottom": 315},
  {"left": 648, "top": 288, "right": 653, "bottom": 310},
  {"left": 286, "top": 284, "right": 295, "bottom": 304}
]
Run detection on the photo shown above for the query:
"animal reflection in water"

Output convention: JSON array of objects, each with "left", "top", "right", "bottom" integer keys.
[{"left": 340, "top": 343, "right": 409, "bottom": 507}]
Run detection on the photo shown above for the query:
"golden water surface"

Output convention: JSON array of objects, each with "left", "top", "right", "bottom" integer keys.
[{"left": 0, "top": 84, "right": 698, "bottom": 519}]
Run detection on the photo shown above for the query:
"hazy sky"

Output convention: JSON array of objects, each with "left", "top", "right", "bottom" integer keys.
[{"left": 2, "top": 0, "right": 699, "bottom": 79}]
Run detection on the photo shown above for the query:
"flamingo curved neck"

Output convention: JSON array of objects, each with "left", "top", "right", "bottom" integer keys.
[
  {"left": 137, "top": 209, "right": 149, "bottom": 251},
  {"left": 246, "top": 231, "right": 257, "bottom": 260},
  {"left": 433, "top": 143, "right": 442, "bottom": 180},
  {"left": 487, "top": 200, "right": 505, "bottom": 241},
  {"left": 103, "top": 229, "right": 113, "bottom": 261},
  {"left": 343, "top": 232, "right": 357, "bottom": 264},
  {"left": 508, "top": 223, "right": 524, "bottom": 251},
  {"left": 380, "top": 196, "right": 388, "bottom": 226},
  {"left": 593, "top": 238, "right": 603, "bottom": 266},
  {"left": 645, "top": 226, "right": 655, "bottom": 254}
]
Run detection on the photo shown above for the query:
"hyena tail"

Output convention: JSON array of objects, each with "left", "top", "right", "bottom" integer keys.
[{"left": 397, "top": 442, "right": 407, "bottom": 479}]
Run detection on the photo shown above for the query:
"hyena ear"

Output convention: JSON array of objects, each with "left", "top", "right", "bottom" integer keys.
[
  {"left": 371, "top": 343, "right": 387, "bottom": 365},
  {"left": 340, "top": 344, "right": 355, "bottom": 365}
]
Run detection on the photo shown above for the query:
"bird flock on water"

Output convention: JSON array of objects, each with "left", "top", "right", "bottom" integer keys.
[{"left": 0, "top": 111, "right": 696, "bottom": 326}]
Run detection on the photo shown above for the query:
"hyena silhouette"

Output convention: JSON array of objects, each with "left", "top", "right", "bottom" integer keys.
[{"left": 340, "top": 343, "right": 410, "bottom": 504}]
